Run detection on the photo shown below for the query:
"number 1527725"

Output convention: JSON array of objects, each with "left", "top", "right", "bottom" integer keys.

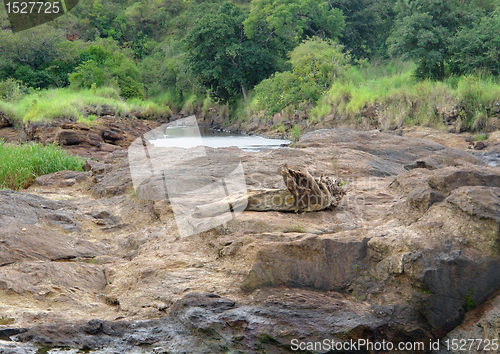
[{"left": 5, "top": 2, "right": 61, "bottom": 14}]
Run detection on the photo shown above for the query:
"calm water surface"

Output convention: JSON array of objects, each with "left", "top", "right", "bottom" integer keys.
[{"left": 150, "top": 127, "right": 290, "bottom": 152}]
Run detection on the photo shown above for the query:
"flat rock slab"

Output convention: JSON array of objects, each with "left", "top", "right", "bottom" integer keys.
[{"left": 0, "top": 129, "right": 499, "bottom": 352}]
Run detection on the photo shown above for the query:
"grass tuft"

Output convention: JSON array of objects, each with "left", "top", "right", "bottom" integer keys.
[{"left": 0, "top": 141, "right": 84, "bottom": 190}]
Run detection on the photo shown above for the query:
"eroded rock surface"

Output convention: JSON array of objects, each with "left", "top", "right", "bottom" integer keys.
[
  {"left": 0, "top": 129, "right": 499, "bottom": 353},
  {"left": 18, "top": 116, "right": 163, "bottom": 161}
]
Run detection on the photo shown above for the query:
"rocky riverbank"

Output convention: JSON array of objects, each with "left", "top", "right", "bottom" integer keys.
[
  {"left": 0, "top": 113, "right": 164, "bottom": 160},
  {"left": 0, "top": 124, "right": 499, "bottom": 352}
]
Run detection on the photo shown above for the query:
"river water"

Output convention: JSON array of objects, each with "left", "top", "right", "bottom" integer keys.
[{"left": 149, "top": 126, "right": 290, "bottom": 152}]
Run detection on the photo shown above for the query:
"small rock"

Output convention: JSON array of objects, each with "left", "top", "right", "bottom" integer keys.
[
  {"left": 102, "top": 130, "right": 121, "bottom": 142},
  {"left": 474, "top": 141, "right": 487, "bottom": 150},
  {"left": 0, "top": 112, "right": 12, "bottom": 128},
  {"left": 58, "top": 130, "right": 84, "bottom": 145},
  {"left": 404, "top": 160, "right": 436, "bottom": 170}
]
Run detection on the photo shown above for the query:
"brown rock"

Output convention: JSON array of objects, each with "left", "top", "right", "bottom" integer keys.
[
  {"left": 20, "top": 116, "right": 161, "bottom": 159},
  {"left": 33, "top": 170, "right": 89, "bottom": 188},
  {"left": 58, "top": 130, "right": 85, "bottom": 145},
  {"left": 100, "top": 142, "right": 122, "bottom": 152},
  {"left": 474, "top": 141, "right": 487, "bottom": 150},
  {"left": 60, "top": 123, "right": 90, "bottom": 131},
  {"left": 101, "top": 130, "right": 122, "bottom": 142},
  {"left": 2, "top": 129, "right": 500, "bottom": 352},
  {"left": 0, "top": 111, "right": 12, "bottom": 128},
  {"left": 439, "top": 291, "right": 500, "bottom": 353},
  {"left": 436, "top": 104, "right": 462, "bottom": 125}
]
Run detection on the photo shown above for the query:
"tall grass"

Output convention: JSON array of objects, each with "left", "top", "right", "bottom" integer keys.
[
  {"left": 0, "top": 141, "right": 84, "bottom": 190},
  {"left": 310, "top": 61, "right": 500, "bottom": 131},
  {"left": 0, "top": 86, "right": 172, "bottom": 123}
]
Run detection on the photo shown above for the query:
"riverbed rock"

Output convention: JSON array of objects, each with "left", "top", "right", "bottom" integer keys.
[
  {"left": 436, "top": 290, "right": 500, "bottom": 353},
  {"left": 1, "top": 128, "right": 499, "bottom": 353},
  {"left": 19, "top": 116, "right": 162, "bottom": 159},
  {"left": 0, "top": 111, "right": 12, "bottom": 128}
]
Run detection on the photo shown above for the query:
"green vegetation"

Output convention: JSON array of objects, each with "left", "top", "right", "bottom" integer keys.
[
  {"left": 283, "top": 222, "right": 306, "bottom": 233},
  {"left": 0, "top": 0, "right": 498, "bottom": 134},
  {"left": 184, "top": 2, "right": 280, "bottom": 103},
  {"left": 244, "top": 0, "right": 345, "bottom": 45},
  {"left": 0, "top": 86, "right": 171, "bottom": 123},
  {"left": 310, "top": 63, "right": 500, "bottom": 131},
  {"left": 0, "top": 78, "right": 29, "bottom": 101},
  {"left": 329, "top": 0, "right": 394, "bottom": 60},
  {"left": 78, "top": 114, "right": 98, "bottom": 127},
  {"left": 450, "top": 9, "right": 500, "bottom": 76},
  {"left": 289, "top": 125, "right": 301, "bottom": 143},
  {"left": 388, "top": 0, "right": 469, "bottom": 80},
  {"left": 0, "top": 141, "right": 84, "bottom": 190},
  {"left": 0, "top": 317, "right": 15, "bottom": 325},
  {"left": 462, "top": 288, "right": 476, "bottom": 311},
  {"left": 253, "top": 38, "right": 350, "bottom": 115},
  {"left": 475, "top": 132, "right": 488, "bottom": 141}
]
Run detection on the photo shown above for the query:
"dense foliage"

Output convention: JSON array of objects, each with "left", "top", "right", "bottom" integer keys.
[
  {"left": 0, "top": 0, "right": 499, "bottom": 126},
  {"left": 254, "top": 38, "right": 350, "bottom": 115},
  {"left": 184, "top": 2, "right": 280, "bottom": 103}
]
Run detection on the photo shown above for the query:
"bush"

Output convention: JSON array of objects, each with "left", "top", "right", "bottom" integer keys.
[
  {"left": 289, "top": 38, "right": 350, "bottom": 88},
  {"left": 78, "top": 114, "right": 98, "bottom": 127},
  {"left": 127, "top": 98, "right": 172, "bottom": 119},
  {"left": 253, "top": 38, "right": 351, "bottom": 116},
  {"left": 69, "top": 47, "right": 145, "bottom": 99},
  {"left": 69, "top": 60, "right": 109, "bottom": 89},
  {"left": 289, "top": 125, "right": 301, "bottom": 142},
  {"left": 0, "top": 78, "right": 28, "bottom": 101},
  {"left": 254, "top": 71, "right": 319, "bottom": 116},
  {"left": 0, "top": 141, "right": 84, "bottom": 190}
]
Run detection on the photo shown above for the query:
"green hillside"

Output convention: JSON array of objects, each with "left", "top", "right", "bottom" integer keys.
[{"left": 0, "top": 0, "right": 499, "bottom": 133}]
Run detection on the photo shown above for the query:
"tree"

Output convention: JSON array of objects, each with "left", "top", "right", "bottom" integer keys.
[
  {"left": 387, "top": 0, "right": 478, "bottom": 80},
  {"left": 0, "top": 25, "right": 81, "bottom": 88},
  {"left": 139, "top": 40, "right": 202, "bottom": 101},
  {"left": 449, "top": 10, "right": 500, "bottom": 76},
  {"left": 184, "top": 2, "right": 280, "bottom": 103},
  {"left": 330, "top": 0, "right": 395, "bottom": 59},
  {"left": 0, "top": 25, "right": 65, "bottom": 71},
  {"left": 244, "top": 0, "right": 345, "bottom": 45},
  {"left": 69, "top": 59, "right": 109, "bottom": 89}
]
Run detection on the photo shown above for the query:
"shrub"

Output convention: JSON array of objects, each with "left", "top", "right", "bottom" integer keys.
[
  {"left": 0, "top": 87, "right": 130, "bottom": 123},
  {"left": 0, "top": 141, "right": 84, "bottom": 190},
  {"left": 309, "top": 61, "right": 500, "bottom": 131},
  {"left": 69, "top": 48, "right": 145, "bottom": 100},
  {"left": 289, "top": 125, "right": 301, "bottom": 142},
  {"left": 289, "top": 38, "right": 350, "bottom": 87},
  {"left": 69, "top": 60, "right": 109, "bottom": 89},
  {"left": 127, "top": 99, "right": 172, "bottom": 119},
  {"left": 78, "top": 114, "right": 98, "bottom": 127},
  {"left": 253, "top": 38, "right": 351, "bottom": 116},
  {"left": 0, "top": 78, "right": 29, "bottom": 101},
  {"left": 254, "top": 71, "right": 319, "bottom": 116}
]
